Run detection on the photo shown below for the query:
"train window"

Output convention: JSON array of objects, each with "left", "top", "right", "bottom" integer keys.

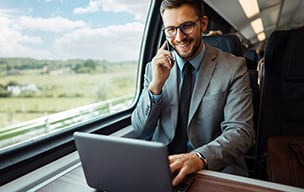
[{"left": 0, "top": 0, "right": 150, "bottom": 151}]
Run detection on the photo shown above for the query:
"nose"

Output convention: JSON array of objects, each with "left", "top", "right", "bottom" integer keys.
[{"left": 175, "top": 28, "right": 187, "bottom": 41}]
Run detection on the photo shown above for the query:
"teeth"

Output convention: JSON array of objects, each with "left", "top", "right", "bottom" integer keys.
[
  {"left": 179, "top": 43, "right": 189, "bottom": 48},
  {"left": 178, "top": 42, "right": 190, "bottom": 47}
]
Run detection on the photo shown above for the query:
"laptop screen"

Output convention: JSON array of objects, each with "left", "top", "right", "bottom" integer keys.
[{"left": 74, "top": 132, "right": 174, "bottom": 192}]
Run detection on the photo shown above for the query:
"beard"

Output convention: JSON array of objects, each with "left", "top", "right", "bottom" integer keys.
[{"left": 173, "top": 37, "right": 202, "bottom": 60}]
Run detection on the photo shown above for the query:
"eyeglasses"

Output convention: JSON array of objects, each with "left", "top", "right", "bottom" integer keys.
[{"left": 163, "top": 18, "right": 201, "bottom": 38}]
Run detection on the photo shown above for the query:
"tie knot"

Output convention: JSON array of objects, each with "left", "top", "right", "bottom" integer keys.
[{"left": 183, "top": 62, "right": 193, "bottom": 74}]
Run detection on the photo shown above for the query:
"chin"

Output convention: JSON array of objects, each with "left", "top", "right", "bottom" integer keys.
[
  {"left": 177, "top": 50, "right": 194, "bottom": 60},
  {"left": 176, "top": 45, "right": 197, "bottom": 60}
]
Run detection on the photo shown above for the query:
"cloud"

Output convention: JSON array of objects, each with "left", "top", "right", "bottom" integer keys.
[
  {"left": 74, "top": 0, "right": 99, "bottom": 14},
  {"left": 0, "top": 15, "right": 47, "bottom": 58},
  {"left": 0, "top": 13, "right": 88, "bottom": 58},
  {"left": 53, "top": 22, "right": 144, "bottom": 61},
  {"left": 74, "top": 0, "right": 149, "bottom": 21},
  {"left": 16, "top": 16, "right": 87, "bottom": 33},
  {"left": 0, "top": 2, "right": 147, "bottom": 61},
  {"left": 41, "top": 0, "right": 64, "bottom": 3}
]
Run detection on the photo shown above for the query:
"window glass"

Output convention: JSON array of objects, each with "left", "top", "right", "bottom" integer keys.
[{"left": 0, "top": 0, "right": 150, "bottom": 151}]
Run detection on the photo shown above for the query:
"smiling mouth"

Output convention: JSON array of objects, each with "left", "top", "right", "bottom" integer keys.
[
  {"left": 176, "top": 41, "right": 192, "bottom": 53},
  {"left": 177, "top": 42, "right": 190, "bottom": 48}
]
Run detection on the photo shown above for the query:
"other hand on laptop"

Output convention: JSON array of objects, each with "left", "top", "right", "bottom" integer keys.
[{"left": 169, "top": 153, "right": 205, "bottom": 186}]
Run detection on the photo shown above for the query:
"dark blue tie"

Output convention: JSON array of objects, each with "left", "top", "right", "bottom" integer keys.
[{"left": 169, "top": 62, "right": 193, "bottom": 154}]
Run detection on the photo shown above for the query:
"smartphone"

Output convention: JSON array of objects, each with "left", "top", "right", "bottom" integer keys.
[{"left": 166, "top": 40, "right": 175, "bottom": 64}]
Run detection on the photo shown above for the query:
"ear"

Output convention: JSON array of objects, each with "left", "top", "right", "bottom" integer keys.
[{"left": 200, "top": 16, "right": 208, "bottom": 33}]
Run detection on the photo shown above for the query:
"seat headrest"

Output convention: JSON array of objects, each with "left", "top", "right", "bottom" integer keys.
[
  {"left": 203, "top": 34, "right": 243, "bottom": 57},
  {"left": 264, "top": 29, "right": 304, "bottom": 81}
]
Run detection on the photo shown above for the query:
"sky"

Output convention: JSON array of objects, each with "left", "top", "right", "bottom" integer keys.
[{"left": 0, "top": 0, "right": 150, "bottom": 61}]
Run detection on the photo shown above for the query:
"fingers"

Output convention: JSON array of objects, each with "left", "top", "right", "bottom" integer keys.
[
  {"left": 169, "top": 154, "right": 195, "bottom": 174},
  {"left": 156, "top": 41, "right": 174, "bottom": 68},
  {"left": 169, "top": 154, "right": 189, "bottom": 186},
  {"left": 169, "top": 153, "right": 201, "bottom": 186},
  {"left": 169, "top": 154, "right": 184, "bottom": 173},
  {"left": 172, "top": 166, "right": 189, "bottom": 186},
  {"left": 149, "top": 41, "right": 174, "bottom": 94},
  {"left": 160, "top": 40, "right": 167, "bottom": 49},
  {"left": 152, "top": 52, "right": 174, "bottom": 70}
]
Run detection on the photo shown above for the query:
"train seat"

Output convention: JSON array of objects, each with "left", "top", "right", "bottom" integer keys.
[
  {"left": 245, "top": 49, "right": 258, "bottom": 70},
  {"left": 256, "top": 28, "right": 304, "bottom": 186},
  {"left": 203, "top": 34, "right": 243, "bottom": 57}
]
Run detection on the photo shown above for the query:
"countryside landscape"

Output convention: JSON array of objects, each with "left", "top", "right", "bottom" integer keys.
[{"left": 0, "top": 58, "right": 137, "bottom": 131}]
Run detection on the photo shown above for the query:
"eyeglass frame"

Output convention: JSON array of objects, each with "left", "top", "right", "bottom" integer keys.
[{"left": 162, "top": 18, "right": 201, "bottom": 38}]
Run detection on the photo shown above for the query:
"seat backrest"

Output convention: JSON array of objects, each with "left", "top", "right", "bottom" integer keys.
[
  {"left": 203, "top": 34, "right": 243, "bottom": 57},
  {"left": 245, "top": 49, "right": 258, "bottom": 70},
  {"left": 257, "top": 29, "right": 304, "bottom": 170},
  {"left": 248, "top": 69, "right": 260, "bottom": 129}
]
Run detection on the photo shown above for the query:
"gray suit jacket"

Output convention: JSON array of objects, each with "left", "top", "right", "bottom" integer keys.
[{"left": 131, "top": 44, "right": 255, "bottom": 176}]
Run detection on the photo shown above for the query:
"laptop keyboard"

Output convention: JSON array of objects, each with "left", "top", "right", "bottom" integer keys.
[{"left": 174, "top": 174, "right": 195, "bottom": 192}]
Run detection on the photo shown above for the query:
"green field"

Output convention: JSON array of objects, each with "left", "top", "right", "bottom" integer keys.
[
  {"left": 0, "top": 63, "right": 137, "bottom": 129},
  {"left": 0, "top": 98, "right": 94, "bottom": 127}
]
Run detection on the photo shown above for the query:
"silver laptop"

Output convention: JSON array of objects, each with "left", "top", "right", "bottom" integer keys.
[{"left": 74, "top": 132, "right": 194, "bottom": 192}]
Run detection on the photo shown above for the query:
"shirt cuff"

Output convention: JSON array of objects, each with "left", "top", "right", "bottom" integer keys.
[{"left": 148, "top": 89, "right": 162, "bottom": 104}]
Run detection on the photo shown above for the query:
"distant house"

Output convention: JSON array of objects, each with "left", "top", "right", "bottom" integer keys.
[
  {"left": 42, "top": 65, "right": 50, "bottom": 74},
  {"left": 7, "top": 83, "right": 39, "bottom": 96},
  {"left": 42, "top": 65, "right": 64, "bottom": 75}
]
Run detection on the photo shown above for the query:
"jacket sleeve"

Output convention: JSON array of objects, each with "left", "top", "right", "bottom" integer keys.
[
  {"left": 194, "top": 56, "right": 255, "bottom": 173},
  {"left": 131, "top": 62, "right": 162, "bottom": 139}
]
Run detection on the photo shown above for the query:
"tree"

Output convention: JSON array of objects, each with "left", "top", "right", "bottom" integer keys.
[{"left": 84, "top": 59, "right": 96, "bottom": 71}]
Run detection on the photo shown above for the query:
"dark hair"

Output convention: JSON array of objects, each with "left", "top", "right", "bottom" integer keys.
[{"left": 160, "top": 0, "right": 205, "bottom": 18}]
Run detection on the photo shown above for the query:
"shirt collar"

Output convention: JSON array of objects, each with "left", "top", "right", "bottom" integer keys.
[{"left": 174, "top": 40, "right": 206, "bottom": 72}]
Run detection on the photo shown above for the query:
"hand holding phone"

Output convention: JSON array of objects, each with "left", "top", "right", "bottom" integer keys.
[
  {"left": 149, "top": 40, "right": 174, "bottom": 95},
  {"left": 166, "top": 41, "right": 175, "bottom": 65}
]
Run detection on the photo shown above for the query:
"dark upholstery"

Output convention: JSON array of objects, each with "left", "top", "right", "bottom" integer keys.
[
  {"left": 248, "top": 69, "right": 260, "bottom": 129},
  {"left": 203, "top": 34, "right": 243, "bottom": 57},
  {"left": 256, "top": 29, "right": 304, "bottom": 179},
  {"left": 245, "top": 49, "right": 258, "bottom": 70}
]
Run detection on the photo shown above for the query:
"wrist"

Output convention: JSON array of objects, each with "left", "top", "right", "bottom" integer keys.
[
  {"left": 193, "top": 152, "right": 208, "bottom": 169},
  {"left": 149, "top": 83, "right": 162, "bottom": 95}
]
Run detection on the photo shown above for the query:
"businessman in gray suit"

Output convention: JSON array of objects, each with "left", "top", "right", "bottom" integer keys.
[{"left": 131, "top": 0, "right": 255, "bottom": 187}]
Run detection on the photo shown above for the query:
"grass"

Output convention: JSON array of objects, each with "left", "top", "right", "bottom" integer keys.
[{"left": 0, "top": 63, "right": 137, "bottom": 129}]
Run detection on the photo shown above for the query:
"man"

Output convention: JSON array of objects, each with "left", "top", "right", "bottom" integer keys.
[{"left": 131, "top": 0, "right": 255, "bottom": 187}]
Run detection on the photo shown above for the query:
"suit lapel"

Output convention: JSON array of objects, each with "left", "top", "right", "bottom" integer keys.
[
  {"left": 163, "top": 45, "right": 218, "bottom": 131},
  {"left": 188, "top": 45, "right": 217, "bottom": 123}
]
